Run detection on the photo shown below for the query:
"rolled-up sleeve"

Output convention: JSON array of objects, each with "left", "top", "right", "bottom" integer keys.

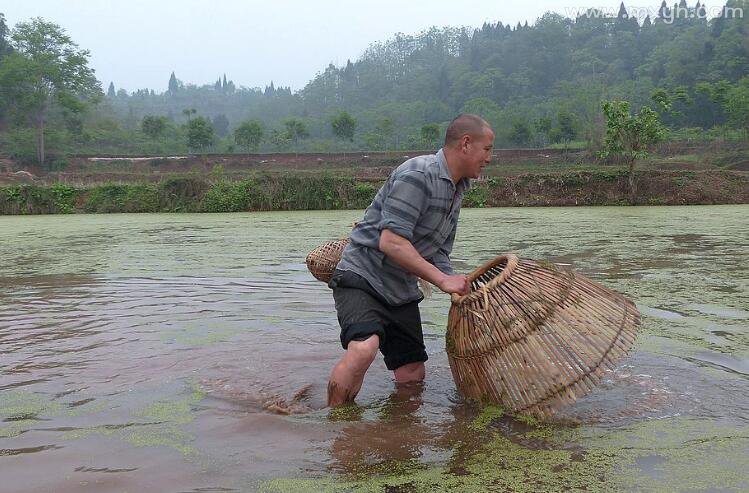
[{"left": 378, "top": 171, "right": 429, "bottom": 241}]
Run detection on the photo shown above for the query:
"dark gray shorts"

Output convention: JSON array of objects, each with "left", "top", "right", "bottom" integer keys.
[{"left": 328, "top": 270, "right": 428, "bottom": 371}]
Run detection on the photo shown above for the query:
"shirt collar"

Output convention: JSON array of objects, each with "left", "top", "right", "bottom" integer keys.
[{"left": 436, "top": 148, "right": 471, "bottom": 192}]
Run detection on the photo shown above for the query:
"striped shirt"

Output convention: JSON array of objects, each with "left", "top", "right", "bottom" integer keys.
[{"left": 335, "top": 149, "right": 470, "bottom": 306}]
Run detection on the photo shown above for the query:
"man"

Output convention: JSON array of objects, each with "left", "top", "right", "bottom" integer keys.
[{"left": 327, "top": 114, "right": 495, "bottom": 406}]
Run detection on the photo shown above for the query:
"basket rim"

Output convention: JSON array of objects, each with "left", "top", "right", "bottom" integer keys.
[{"left": 451, "top": 253, "right": 519, "bottom": 305}]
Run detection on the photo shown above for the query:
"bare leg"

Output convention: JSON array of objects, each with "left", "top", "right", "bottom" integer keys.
[
  {"left": 327, "top": 335, "right": 380, "bottom": 407},
  {"left": 393, "top": 361, "right": 425, "bottom": 384}
]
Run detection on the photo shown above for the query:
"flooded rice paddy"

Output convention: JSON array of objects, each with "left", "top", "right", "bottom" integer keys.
[{"left": 1, "top": 206, "right": 747, "bottom": 492}]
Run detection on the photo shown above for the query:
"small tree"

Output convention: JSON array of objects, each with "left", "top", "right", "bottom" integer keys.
[
  {"left": 509, "top": 121, "right": 532, "bottom": 146},
  {"left": 269, "top": 128, "right": 292, "bottom": 150},
  {"left": 376, "top": 117, "right": 394, "bottom": 148},
  {"left": 598, "top": 100, "right": 666, "bottom": 204},
  {"left": 141, "top": 115, "right": 167, "bottom": 139},
  {"left": 331, "top": 111, "right": 356, "bottom": 142},
  {"left": 0, "top": 18, "right": 100, "bottom": 165},
  {"left": 234, "top": 120, "right": 264, "bottom": 153},
  {"left": 651, "top": 88, "right": 672, "bottom": 113},
  {"left": 364, "top": 117, "right": 394, "bottom": 150},
  {"left": 556, "top": 111, "right": 577, "bottom": 142},
  {"left": 185, "top": 116, "right": 214, "bottom": 152},
  {"left": 212, "top": 113, "right": 229, "bottom": 137},
  {"left": 168, "top": 71, "right": 179, "bottom": 94},
  {"left": 282, "top": 118, "right": 309, "bottom": 150},
  {"left": 0, "top": 14, "right": 12, "bottom": 62},
  {"left": 724, "top": 79, "right": 749, "bottom": 132},
  {"left": 698, "top": 78, "right": 749, "bottom": 133},
  {"left": 182, "top": 108, "right": 196, "bottom": 122},
  {"left": 420, "top": 123, "right": 440, "bottom": 148},
  {"left": 535, "top": 117, "right": 553, "bottom": 145}
]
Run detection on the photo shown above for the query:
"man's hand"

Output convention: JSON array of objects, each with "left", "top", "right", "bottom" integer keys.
[{"left": 437, "top": 274, "right": 470, "bottom": 295}]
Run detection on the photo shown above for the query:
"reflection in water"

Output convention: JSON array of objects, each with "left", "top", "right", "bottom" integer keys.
[
  {"left": 328, "top": 383, "right": 434, "bottom": 475},
  {"left": 0, "top": 206, "right": 747, "bottom": 491}
]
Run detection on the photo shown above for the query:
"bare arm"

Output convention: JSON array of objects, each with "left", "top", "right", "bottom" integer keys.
[{"left": 379, "top": 229, "right": 469, "bottom": 295}]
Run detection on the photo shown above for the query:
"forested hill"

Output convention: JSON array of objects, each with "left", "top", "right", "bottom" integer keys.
[
  {"left": 109, "top": 1, "right": 747, "bottom": 151},
  {"left": 1, "top": 1, "right": 748, "bottom": 158},
  {"left": 300, "top": 1, "right": 748, "bottom": 139}
]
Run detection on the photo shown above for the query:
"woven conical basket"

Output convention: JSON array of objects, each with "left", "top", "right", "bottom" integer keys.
[
  {"left": 446, "top": 254, "right": 640, "bottom": 419},
  {"left": 305, "top": 238, "right": 350, "bottom": 283}
]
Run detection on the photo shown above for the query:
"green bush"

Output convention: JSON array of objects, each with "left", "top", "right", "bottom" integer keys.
[
  {"left": 0, "top": 186, "right": 24, "bottom": 214},
  {"left": 256, "top": 174, "right": 345, "bottom": 210},
  {"left": 5, "top": 128, "right": 71, "bottom": 167},
  {"left": 201, "top": 180, "right": 254, "bottom": 212},
  {"left": 49, "top": 183, "right": 79, "bottom": 213},
  {"left": 352, "top": 182, "right": 377, "bottom": 208},
  {"left": 464, "top": 186, "right": 489, "bottom": 208},
  {"left": 0, "top": 184, "right": 79, "bottom": 214},
  {"left": 6, "top": 128, "right": 38, "bottom": 164},
  {"left": 158, "top": 176, "right": 209, "bottom": 212},
  {"left": 84, "top": 184, "right": 159, "bottom": 213}
]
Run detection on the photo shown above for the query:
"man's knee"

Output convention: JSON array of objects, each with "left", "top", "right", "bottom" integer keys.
[
  {"left": 393, "top": 361, "right": 425, "bottom": 383},
  {"left": 346, "top": 335, "right": 380, "bottom": 369}
]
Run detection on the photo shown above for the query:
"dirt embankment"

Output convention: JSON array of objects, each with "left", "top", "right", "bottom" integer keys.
[
  {"left": 0, "top": 148, "right": 580, "bottom": 185},
  {"left": 0, "top": 169, "right": 746, "bottom": 215},
  {"left": 468, "top": 170, "right": 749, "bottom": 207},
  {"left": 1, "top": 143, "right": 746, "bottom": 213}
]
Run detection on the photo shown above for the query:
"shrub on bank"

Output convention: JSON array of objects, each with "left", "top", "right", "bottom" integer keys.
[
  {"left": 0, "top": 184, "right": 81, "bottom": 214},
  {"left": 84, "top": 184, "right": 160, "bottom": 213},
  {"left": 0, "top": 170, "right": 746, "bottom": 215},
  {"left": 159, "top": 176, "right": 211, "bottom": 212},
  {"left": 197, "top": 174, "right": 378, "bottom": 212},
  {"left": 201, "top": 180, "right": 254, "bottom": 212}
]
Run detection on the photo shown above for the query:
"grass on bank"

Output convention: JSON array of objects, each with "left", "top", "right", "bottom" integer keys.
[
  {"left": 0, "top": 174, "right": 379, "bottom": 214},
  {"left": 1, "top": 166, "right": 747, "bottom": 215}
]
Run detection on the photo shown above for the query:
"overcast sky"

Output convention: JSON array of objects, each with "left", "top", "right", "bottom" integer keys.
[{"left": 5, "top": 0, "right": 633, "bottom": 93}]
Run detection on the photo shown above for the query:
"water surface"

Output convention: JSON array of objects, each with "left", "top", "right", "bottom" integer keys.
[{"left": 1, "top": 206, "right": 747, "bottom": 492}]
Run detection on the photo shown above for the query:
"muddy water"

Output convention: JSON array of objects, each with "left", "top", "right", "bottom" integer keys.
[{"left": 1, "top": 206, "right": 747, "bottom": 492}]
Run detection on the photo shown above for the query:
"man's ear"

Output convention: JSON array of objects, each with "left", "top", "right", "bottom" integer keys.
[{"left": 460, "top": 134, "right": 471, "bottom": 152}]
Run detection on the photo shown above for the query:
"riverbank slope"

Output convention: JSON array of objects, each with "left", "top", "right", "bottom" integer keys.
[{"left": 1, "top": 143, "right": 746, "bottom": 214}]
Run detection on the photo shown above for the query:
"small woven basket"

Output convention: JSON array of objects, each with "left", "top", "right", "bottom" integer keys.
[
  {"left": 446, "top": 254, "right": 640, "bottom": 419},
  {"left": 306, "top": 238, "right": 433, "bottom": 297},
  {"left": 305, "top": 238, "right": 350, "bottom": 283}
]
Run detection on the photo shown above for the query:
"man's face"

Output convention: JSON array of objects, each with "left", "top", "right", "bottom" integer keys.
[{"left": 462, "top": 128, "right": 494, "bottom": 179}]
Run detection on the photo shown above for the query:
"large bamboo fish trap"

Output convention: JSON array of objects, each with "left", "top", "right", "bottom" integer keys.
[
  {"left": 305, "top": 238, "right": 350, "bottom": 283},
  {"left": 446, "top": 254, "right": 639, "bottom": 419}
]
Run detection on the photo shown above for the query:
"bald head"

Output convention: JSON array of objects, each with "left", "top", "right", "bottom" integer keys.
[{"left": 444, "top": 114, "right": 492, "bottom": 148}]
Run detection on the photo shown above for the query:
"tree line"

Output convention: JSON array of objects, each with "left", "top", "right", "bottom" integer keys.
[{"left": 0, "top": 1, "right": 747, "bottom": 165}]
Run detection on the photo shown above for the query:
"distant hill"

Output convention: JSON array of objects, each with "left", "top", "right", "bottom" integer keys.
[
  {"left": 1, "top": 2, "right": 747, "bottom": 158},
  {"left": 101, "top": 1, "right": 747, "bottom": 151}
]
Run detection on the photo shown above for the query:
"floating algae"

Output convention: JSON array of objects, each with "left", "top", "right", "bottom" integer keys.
[
  {"left": 0, "top": 391, "right": 63, "bottom": 421},
  {"left": 574, "top": 417, "right": 749, "bottom": 492},
  {"left": 259, "top": 432, "right": 619, "bottom": 492},
  {"left": 124, "top": 383, "right": 205, "bottom": 456},
  {"left": 53, "top": 383, "right": 206, "bottom": 458},
  {"left": 0, "top": 391, "right": 65, "bottom": 438},
  {"left": 327, "top": 404, "right": 365, "bottom": 422},
  {"left": 61, "top": 424, "right": 122, "bottom": 441},
  {"left": 125, "top": 424, "right": 197, "bottom": 457},
  {"left": 259, "top": 414, "right": 749, "bottom": 493},
  {"left": 467, "top": 405, "right": 504, "bottom": 431},
  {"left": 0, "top": 419, "right": 38, "bottom": 439}
]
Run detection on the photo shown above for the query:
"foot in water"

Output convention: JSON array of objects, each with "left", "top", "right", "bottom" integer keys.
[{"left": 262, "top": 384, "right": 316, "bottom": 415}]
